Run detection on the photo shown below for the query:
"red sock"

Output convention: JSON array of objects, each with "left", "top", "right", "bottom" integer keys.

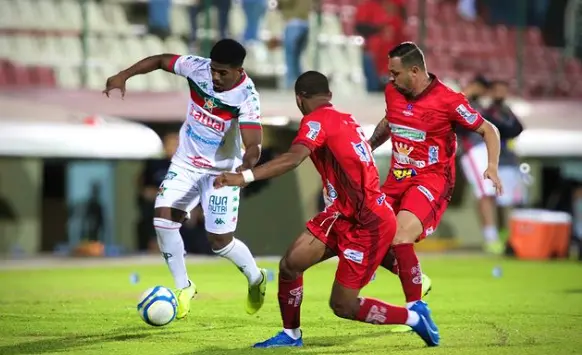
[
  {"left": 392, "top": 243, "right": 422, "bottom": 303},
  {"left": 356, "top": 297, "right": 409, "bottom": 325},
  {"left": 278, "top": 274, "right": 303, "bottom": 329}
]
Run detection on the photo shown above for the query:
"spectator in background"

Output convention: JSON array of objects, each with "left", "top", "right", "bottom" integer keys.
[
  {"left": 242, "top": 0, "right": 268, "bottom": 45},
  {"left": 137, "top": 131, "right": 177, "bottom": 252},
  {"left": 148, "top": 0, "right": 171, "bottom": 39},
  {"left": 457, "top": 0, "right": 477, "bottom": 21},
  {"left": 458, "top": 78, "right": 525, "bottom": 254},
  {"left": 355, "top": 0, "right": 405, "bottom": 92},
  {"left": 367, "top": 18, "right": 403, "bottom": 88},
  {"left": 190, "top": 0, "right": 232, "bottom": 46},
  {"left": 277, "top": 0, "right": 312, "bottom": 89}
]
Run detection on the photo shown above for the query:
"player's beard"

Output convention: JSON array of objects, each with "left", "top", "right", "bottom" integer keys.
[
  {"left": 297, "top": 100, "right": 307, "bottom": 116},
  {"left": 393, "top": 83, "right": 414, "bottom": 98}
]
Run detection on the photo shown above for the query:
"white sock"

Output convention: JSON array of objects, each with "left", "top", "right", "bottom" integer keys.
[
  {"left": 213, "top": 238, "right": 262, "bottom": 285},
  {"left": 405, "top": 310, "right": 420, "bottom": 326},
  {"left": 283, "top": 328, "right": 301, "bottom": 340},
  {"left": 483, "top": 225, "right": 499, "bottom": 243},
  {"left": 154, "top": 218, "right": 190, "bottom": 289}
]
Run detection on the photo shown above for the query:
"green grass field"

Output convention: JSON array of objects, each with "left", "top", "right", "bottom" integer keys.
[{"left": 1, "top": 256, "right": 581, "bottom": 355}]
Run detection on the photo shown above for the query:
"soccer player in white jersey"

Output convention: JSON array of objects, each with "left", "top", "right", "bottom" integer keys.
[{"left": 103, "top": 39, "right": 267, "bottom": 319}]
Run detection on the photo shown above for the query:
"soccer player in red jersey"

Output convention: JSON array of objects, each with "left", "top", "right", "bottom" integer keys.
[
  {"left": 368, "top": 42, "right": 503, "bottom": 330},
  {"left": 214, "top": 71, "right": 440, "bottom": 348}
]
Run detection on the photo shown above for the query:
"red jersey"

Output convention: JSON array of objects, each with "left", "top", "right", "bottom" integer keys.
[
  {"left": 384, "top": 75, "right": 484, "bottom": 181},
  {"left": 292, "top": 104, "right": 386, "bottom": 225}
]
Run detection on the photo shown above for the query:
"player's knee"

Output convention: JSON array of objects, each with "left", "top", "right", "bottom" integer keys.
[
  {"left": 393, "top": 226, "right": 418, "bottom": 244},
  {"left": 208, "top": 232, "right": 234, "bottom": 251},
  {"left": 328, "top": 295, "right": 357, "bottom": 320},
  {"left": 279, "top": 256, "right": 302, "bottom": 280}
]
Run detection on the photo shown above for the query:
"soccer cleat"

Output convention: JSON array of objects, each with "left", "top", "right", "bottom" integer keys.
[
  {"left": 484, "top": 240, "right": 505, "bottom": 255},
  {"left": 391, "top": 273, "right": 433, "bottom": 333},
  {"left": 253, "top": 331, "right": 303, "bottom": 348},
  {"left": 175, "top": 280, "right": 197, "bottom": 319},
  {"left": 409, "top": 300, "right": 440, "bottom": 347},
  {"left": 246, "top": 268, "right": 267, "bottom": 315}
]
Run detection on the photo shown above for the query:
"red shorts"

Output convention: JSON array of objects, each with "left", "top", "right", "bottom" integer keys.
[
  {"left": 306, "top": 205, "right": 396, "bottom": 289},
  {"left": 382, "top": 171, "right": 454, "bottom": 241}
]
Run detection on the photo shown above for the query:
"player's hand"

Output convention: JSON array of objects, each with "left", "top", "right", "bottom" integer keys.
[
  {"left": 483, "top": 165, "right": 503, "bottom": 196},
  {"left": 214, "top": 173, "right": 245, "bottom": 189},
  {"left": 103, "top": 73, "right": 128, "bottom": 98}
]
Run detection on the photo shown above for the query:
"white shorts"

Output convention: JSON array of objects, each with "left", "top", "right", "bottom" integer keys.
[
  {"left": 154, "top": 163, "right": 240, "bottom": 234},
  {"left": 460, "top": 143, "right": 527, "bottom": 207}
]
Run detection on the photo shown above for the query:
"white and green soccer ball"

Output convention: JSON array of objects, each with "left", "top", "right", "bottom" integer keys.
[{"left": 137, "top": 286, "right": 177, "bottom": 326}]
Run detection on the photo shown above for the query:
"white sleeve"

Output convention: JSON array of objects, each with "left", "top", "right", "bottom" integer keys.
[
  {"left": 167, "top": 55, "right": 208, "bottom": 77},
  {"left": 238, "top": 92, "right": 262, "bottom": 130}
]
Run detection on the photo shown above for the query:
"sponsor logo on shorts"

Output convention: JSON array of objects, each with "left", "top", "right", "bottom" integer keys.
[
  {"left": 417, "top": 185, "right": 435, "bottom": 201},
  {"left": 377, "top": 193, "right": 386, "bottom": 205},
  {"left": 392, "top": 168, "right": 417, "bottom": 181},
  {"left": 164, "top": 171, "right": 177, "bottom": 180},
  {"left": 326, "top": 180, "right": 338, "bottom": 201},
  {"left": 425, "top": 226, "right": 435, "bottom": 236},
  {"left": 306, "top": 121, "right": 321, "bottom": 141},
  {"left": 389, "top": 123, "right": 426, "bottom": 142},
  {"left": 393, "top": 142, "right": 426, "bottom": 168},
  {"left": 208, "top": 195, "right": 228, "bottom": 215},
  {"left": 343, "top": 249, "right": 364, "bottom": 264},
  {"left": 428, "top": 146, "right": 439, "bottom": 165},
  {"left": 214, "top": 218, "right": 225, "bottom": 225},
  {"left": 157, "top": 184, "right": 167, "bottom": 197},
  {"left": 455, "top": 104, "right": 478, "bottom": 124}
]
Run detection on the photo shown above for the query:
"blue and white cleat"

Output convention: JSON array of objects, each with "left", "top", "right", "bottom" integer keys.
[
  {"left": 409, "top": 301, "right": 440, "bottom": 347},
  {"left": 252, "top": 331, "right": 303, "bottom": 348}
]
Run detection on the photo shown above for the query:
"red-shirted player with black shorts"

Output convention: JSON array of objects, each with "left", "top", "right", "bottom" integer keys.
[
  {"left": 368, "top": 42, "right": 503, "bottom": 325},
  {"left": 215, "top": 71, "right": 440, "bottom": 349}
]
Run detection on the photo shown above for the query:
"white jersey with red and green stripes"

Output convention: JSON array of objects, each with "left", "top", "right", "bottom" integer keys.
[{"left": 167, "top": 54, "right": 262, "bottom": 175}]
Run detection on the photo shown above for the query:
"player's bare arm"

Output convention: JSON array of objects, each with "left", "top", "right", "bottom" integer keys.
[
  {"left": 103, "top": 54, "right": 177, "bottom": 97},
  {"left": 475, "top": 120, "right": 503, "bottom": 195},
  {"left": 237, "top": 128, "right": 262, "bottom": 172},
  {"left": 368, "top": 117, "right": 391, "bottom": 151},
  {"left": 214, "top": 144, "right": 311, "bottom": 188}
]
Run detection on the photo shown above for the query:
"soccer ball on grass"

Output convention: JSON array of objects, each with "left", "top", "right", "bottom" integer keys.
[{"left": 137, "top": 286, "right": 177, "bottom": 326}]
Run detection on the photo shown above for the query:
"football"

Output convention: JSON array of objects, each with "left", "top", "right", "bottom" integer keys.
[{"left": 137, "top": 286, "right": 178, "bottom": 326}]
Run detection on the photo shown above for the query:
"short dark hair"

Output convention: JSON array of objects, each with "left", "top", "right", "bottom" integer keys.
[
  {"left": 210, "top": 39, "right": 246, "bottom": 67},
  {"left": 472, "top": 75, "right": 491, "bottom": 88},
  {"left": 389, "top": 41, "right": 425, "bottom": 68},
  {"left": 295, "top": 71, "right": 330, "bottom": 97}
]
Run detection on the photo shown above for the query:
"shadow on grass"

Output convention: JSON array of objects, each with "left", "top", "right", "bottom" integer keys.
[
  {"left": 182, "top": 329, "right": 416, "bottom": 355},
  {"left": 0, "top": 326, "right": 191, "bottom": 355}
]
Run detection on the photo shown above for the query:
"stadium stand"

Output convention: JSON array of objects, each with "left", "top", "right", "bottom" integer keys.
[{"left": 0, "top": 0, "right": 580, "bottom": 97}]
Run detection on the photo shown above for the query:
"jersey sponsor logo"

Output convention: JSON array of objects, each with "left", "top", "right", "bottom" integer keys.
[
  {"left": 392, "top": 168, "right": 417, "bottom": 181},
  {"left": 417, "top": 185, "right": 435, "bottom": 201},
  {"left": 189, "top": 105, "right": 226, "bottom": 132},
  {"left": 389, "top": 123, "right": 426, "bottom": 142},
  {"left": 185, "top": 124, "right": 224, "bottom": 147},
  {"left": 455, "top": 104, "right": 478, "bottom": 124},
  {"left": 352, "top": 141, "right": 373, "bottom": 163},
  {"left": 208, "top": 195, "right": 228, "bottom": 215},
  {"left": 393, "top": 142, "right": 426, "bottom": 168},
  {"left": 428, "top": 146, "right": 439, "bottom": 165},
  {"left": 343, "top": 248, "right": 364, "bottom": 264},
  {"left": 306, "top": 121, "right": 321, "bottom": 140}
]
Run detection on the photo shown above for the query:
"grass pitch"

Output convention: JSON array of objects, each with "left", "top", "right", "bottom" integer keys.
[{"left": 0, "top": 256, "right": 581, "bottom": 355}]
